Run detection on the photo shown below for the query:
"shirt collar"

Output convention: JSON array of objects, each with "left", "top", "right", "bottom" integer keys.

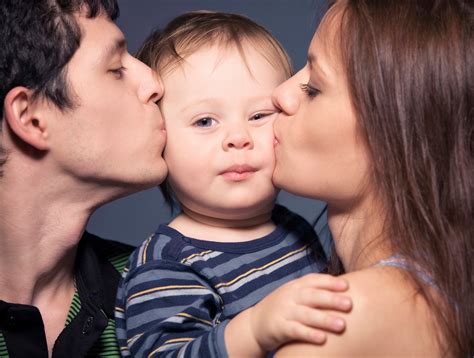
[{"left": 74, "top": 232, "right": 121, "bottom": 318}]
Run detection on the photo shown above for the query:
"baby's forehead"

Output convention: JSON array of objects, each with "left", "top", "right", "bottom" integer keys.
[
  {"left": 160, "top": 41, "right": 288, "bottom": 81},
  {"left": 159, "top": 43, "right": 282, "bottom": 112}
]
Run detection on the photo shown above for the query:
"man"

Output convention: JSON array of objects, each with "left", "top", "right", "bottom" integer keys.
[{"left": 0, "top": 0, "right": 167, "bottom": 356}]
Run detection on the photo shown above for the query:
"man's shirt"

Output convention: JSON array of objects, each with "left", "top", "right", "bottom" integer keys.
[{"left": 0, "top": 232, "right": 132, "bottom": 357}]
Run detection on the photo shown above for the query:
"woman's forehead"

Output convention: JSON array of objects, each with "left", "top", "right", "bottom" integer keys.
[{"left": 309, "top": 3, "right": 346, "bottom": 74}]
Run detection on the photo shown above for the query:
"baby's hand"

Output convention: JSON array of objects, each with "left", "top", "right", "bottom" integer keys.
[{"left": 248, "top": 273, "right": 351, "bottom": 352}]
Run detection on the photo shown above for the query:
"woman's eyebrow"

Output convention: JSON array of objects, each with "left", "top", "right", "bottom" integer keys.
[{"left": 307, "top": 53, "right": 329, "bottom": 79}]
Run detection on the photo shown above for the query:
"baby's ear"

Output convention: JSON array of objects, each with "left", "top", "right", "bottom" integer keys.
[{"left": 3, "top": 87, "right": 50, "bottom": 150}]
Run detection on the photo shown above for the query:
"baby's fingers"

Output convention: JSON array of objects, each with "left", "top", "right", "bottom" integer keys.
[
  {"left": 295, "top": 306, "right": 346, "bottom": 333},
  {"left": 299, "top": 273, "right": 349, "bottom": 291},
  {"left": 300, "top": 288, "right": 352, "bottom": 312},
  {"left": 284, "top": 321, "right": 327, "bottom": 345}
]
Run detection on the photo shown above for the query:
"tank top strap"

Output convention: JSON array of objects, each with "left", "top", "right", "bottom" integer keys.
[{"left": 373, "top": 254, "right": 436, "bottom": 288}]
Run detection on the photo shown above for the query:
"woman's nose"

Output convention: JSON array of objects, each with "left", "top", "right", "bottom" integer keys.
[{"left": 272, "top": 71, "right": 303, "bottom": 116}]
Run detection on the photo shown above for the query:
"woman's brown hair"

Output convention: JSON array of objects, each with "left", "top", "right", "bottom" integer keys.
[{"left": 332, "top": 0, "right": 472, "bottom": 355}]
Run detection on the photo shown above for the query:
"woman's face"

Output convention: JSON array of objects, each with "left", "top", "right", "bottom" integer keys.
[{"left": 272, "top": 7, "right": 371, "bottom": 208}]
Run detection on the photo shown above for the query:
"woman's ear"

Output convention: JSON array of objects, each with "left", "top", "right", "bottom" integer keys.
[{"left": 3, "top": 87, "right": 50, "bottom": 150}]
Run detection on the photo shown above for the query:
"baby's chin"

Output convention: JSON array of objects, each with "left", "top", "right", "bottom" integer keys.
[{"left": 184, "top": 198, "right": 275, "bottom": 221}]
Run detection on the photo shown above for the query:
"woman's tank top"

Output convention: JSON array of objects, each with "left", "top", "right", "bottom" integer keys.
[{"left": 373, "top": 254, "right": 436, "bottom": 287}]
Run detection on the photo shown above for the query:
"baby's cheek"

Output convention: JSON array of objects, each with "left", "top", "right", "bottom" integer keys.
[{"left": 264, "top": 138, "right": 277, "bottom": 172}]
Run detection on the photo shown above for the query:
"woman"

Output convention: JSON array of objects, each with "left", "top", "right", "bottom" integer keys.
[{"left": 272, "top": 0, "right": 473, "bottom": 356}]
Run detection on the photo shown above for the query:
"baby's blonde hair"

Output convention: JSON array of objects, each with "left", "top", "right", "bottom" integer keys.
[{"left": 137, "top": 10, "right": 292, "bottom": 79}]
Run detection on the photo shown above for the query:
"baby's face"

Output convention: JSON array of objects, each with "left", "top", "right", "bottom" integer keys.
[{"left": 159, "top": 44, "right": 287, "bottom": 220}]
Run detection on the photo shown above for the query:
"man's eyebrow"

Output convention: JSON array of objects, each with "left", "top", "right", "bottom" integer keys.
[{"left": 100, "top": 37, "right": 127, "bottom": 63}]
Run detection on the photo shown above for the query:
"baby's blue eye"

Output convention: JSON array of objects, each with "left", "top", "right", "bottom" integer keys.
[
  {"left": 250, "top": 113, "right": 271, "bottom": 121},
  {"left": 194, "top": 117, "right": 216, "bottom": 127},
  {"left": 251, "top": 113, "right": 264, "bottom": 121}
]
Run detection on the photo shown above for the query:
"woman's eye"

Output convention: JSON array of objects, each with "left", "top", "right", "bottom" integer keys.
[
  {"left": 300, "top": 83, "right": 321, "bottom": 98},
  {"left": 193, "top": 117, "right": 216, "bottom": 127}
]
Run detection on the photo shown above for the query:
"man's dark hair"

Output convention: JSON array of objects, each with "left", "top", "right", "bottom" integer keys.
[{"left": 0, "top": 0, "right": 119, "bottom": 173}]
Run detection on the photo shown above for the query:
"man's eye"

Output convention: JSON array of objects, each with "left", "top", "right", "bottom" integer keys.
[
  {"left": 110, "top": 66, "right": 126, "bottom": 79},
  {"left": 193, "top": 117, "right": 216, "bottom": 127}
]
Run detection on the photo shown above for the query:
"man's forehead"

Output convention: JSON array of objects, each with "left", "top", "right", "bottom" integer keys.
[
  {"left": 74, "top": 13, "right": 127, "bottom": 62},
  {"left": 100, "top": 37, "right": 127, "bottom": 61}
]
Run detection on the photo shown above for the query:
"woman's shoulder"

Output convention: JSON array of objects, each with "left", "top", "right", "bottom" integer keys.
[{"left": 276, "top": 267, "right": 439, "bottom": 356}]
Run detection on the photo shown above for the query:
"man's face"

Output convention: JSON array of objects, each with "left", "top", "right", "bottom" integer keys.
[{"left": 48, "top": 13, "right": 167, "bottom": 195}]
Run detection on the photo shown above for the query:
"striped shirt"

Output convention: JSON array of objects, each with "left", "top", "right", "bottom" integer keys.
[{"left": 115, "top": 205, "right": 327, "bottom": 357}]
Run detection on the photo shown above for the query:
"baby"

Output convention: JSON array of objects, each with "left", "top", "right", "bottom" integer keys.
[{"left": 115, "top": 11, "right": 351, "bottom": 357}]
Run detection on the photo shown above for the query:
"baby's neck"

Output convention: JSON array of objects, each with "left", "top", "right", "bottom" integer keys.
[{"left": 168, "top": 206, "right": 276, "bottom": 243}]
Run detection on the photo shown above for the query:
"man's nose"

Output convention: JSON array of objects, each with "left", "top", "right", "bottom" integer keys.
[{"left": 137, "top": 62, "right": 164, "bottom": 104}]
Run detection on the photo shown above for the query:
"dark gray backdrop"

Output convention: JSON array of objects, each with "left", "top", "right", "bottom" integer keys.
[{"left": 86, "top": 0, "right": 331, "bottom": 253}]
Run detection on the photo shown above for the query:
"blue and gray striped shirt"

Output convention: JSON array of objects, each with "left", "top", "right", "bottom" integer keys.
[{"left": 115, "top": 205, "right": 327, "bottom": 357}]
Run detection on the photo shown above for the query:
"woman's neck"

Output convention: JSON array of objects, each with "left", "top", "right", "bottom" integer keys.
[{"left": 327, "top": 196, "right": 392, "bottom": 272}]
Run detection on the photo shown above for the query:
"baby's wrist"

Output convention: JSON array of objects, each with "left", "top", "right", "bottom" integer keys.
[{"left": 225, "top": 307, "right": 266, "bottom": 357}]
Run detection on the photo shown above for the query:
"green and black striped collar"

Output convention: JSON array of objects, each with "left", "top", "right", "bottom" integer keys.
[{"left": 0, "top": 232, "right": 132, "bottom": 358}]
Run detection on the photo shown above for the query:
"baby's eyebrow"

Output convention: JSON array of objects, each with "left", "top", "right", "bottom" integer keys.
[
  {"left": 182, "top": 95, "right": 273, "bottom": 112},
  {"left": 182, "top": 98, "right": 220, "bottom": 112}
]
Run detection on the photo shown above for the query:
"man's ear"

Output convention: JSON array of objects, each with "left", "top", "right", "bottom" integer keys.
[{"left": 3, "top": 87, "right": 50, "bottom": 151}]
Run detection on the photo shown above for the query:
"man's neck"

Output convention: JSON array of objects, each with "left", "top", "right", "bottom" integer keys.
[{"left": 0, "top": 172, "right": 93, "bottom": 305}]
